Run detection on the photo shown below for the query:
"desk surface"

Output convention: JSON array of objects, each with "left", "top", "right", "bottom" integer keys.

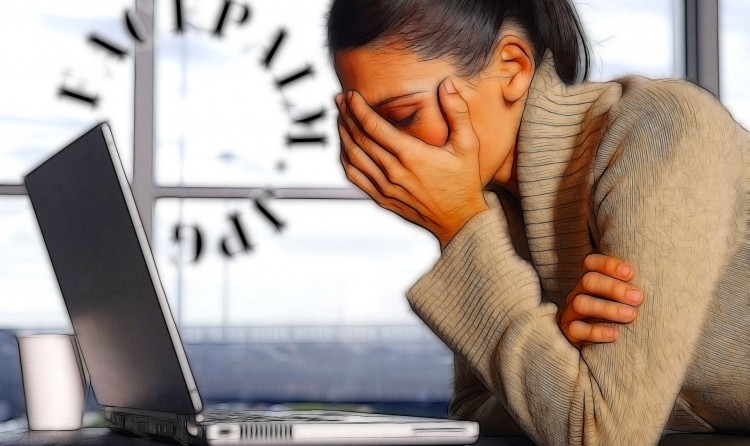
[{"left": 1, "top": 429, "right": 750, "bottom": 446}]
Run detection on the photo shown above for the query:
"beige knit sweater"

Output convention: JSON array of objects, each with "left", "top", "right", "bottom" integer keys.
[{"left": 406, "top": 52, "right": 750, "bottom": 445}]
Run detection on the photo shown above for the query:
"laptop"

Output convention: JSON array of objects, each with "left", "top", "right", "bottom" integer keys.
[{"left": 23, "top": 123, "right": 479, "bottom": 445}]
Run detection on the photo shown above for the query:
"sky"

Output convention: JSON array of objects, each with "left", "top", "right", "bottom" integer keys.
[{"left": 0, "top": 0, "right": 747, "bottom": 329}]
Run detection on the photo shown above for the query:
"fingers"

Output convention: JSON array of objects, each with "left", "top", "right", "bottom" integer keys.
[
  {"left": 339, "top": 131, "right": 424, "bottom": 227},
  {"left": 568, "top": 293, "right": 637, "bottom": 324},
  {"left": 559, "top": 253, "right": 644, "bottom": 348},
  {"left": 336, "top": 94, "right": 435, "bottom": 220},
  {"left": 578, "top": 270, "right": 644, "bottom": 306},
  {"left": 336, "top": 96, "right": 410, "bottom": 197},
  {"left": 336, "top": 95, "right": 405, "bottom": 180},
  {"left": 337, "top": 117, "right": 428, "bottom": 227},
  {"left": 564, "top": 320, "right": 618, "bottom": 346},
  {"left": 344, "top": 90, "right": 417, "bottom": 163},
  {"left": 338, "top": 118, "right": 408, "bottom": 203},
  {"left": 583, "top": 253, "right": 634, "bottom": 281},
  {"left": 438, "top": 78, "right": 478, "bottom": 155}
]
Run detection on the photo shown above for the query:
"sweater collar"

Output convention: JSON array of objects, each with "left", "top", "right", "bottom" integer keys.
[
  {"left": 506, "top": 51, "right": 621, "bottom": 298},
  {"left": 515, "top": 51, "right": 616, "bottom": 195}
]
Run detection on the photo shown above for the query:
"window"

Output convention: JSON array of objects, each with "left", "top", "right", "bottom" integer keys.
[
  {"left": 0, "top": 1, "right": 134, "bottom": 183},
  {"left": 573, "top": 0, "right": 680, "bottom": 81},
  {"left": 153, "top": 199, "right": 438, "bottom": 327},
  {"left": 0, "top": 199, "right": 67, "bottom": 329},
  {"left": 720, "top": 0, "right": 750, "bottom": 128},
  {"left": 154, "top": 1, "right": 347, "bottom": 188}
]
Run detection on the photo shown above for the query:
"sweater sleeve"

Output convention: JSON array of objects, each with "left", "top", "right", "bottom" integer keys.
[
  {"left": 450, "top": 353, "right": 527, "bottom": 436},
  {"left": 406, "top": 81, "right": 746, "bottom": 445}
]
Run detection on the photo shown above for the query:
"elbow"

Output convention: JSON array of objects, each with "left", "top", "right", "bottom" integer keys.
[{"left": 450, "top": 394, "right": 527, "bottom": 437}]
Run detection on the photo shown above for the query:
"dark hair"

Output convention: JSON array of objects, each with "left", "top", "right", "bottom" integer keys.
[{"left": 326, "top": 0, "right": 590, "bottom": 84}]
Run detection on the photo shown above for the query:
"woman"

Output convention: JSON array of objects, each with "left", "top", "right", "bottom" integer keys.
[{"left": 327, "top": 0, "right": 750, "bottom": 444}]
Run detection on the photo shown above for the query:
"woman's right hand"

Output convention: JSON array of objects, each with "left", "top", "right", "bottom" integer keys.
[{"left": 559, "top": 253, "right": 644, "bottom": 349}]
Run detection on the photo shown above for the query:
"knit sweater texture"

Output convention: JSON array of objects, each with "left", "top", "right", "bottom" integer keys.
[{"left": 406, "top": 52, "right": 750, "bottom": 445}]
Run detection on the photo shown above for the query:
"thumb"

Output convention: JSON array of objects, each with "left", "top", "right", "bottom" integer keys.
[{"left": 439, "top": 77, "right": 478, "bottom": 155}]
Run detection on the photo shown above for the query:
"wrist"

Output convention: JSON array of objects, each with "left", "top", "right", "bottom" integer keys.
[{"left": 437, "top": 201, "right": 490, "bottom": 250}]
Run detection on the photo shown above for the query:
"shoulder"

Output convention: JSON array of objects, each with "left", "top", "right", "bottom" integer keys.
[
  {"left": 589, "top": 76, "right": 747, "bottom": 186},
  {"left": 605, "top": 76, "right": 739, "bottom": 143},
  {"left": 588, "top": 76, "right": 748, "bottom": 225}
]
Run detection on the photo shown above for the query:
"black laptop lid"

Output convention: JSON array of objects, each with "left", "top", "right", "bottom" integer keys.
[{"left": 24, "top": 123, "right": 201, "bottom": 415}]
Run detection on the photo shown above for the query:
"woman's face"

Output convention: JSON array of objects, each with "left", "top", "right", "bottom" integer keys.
[{"left": 334, "top": 43, "right": 524, "bottom": 189}]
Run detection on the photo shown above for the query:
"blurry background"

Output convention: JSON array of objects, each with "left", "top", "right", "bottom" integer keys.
[{"left": 0, "top": 0, "right": 747, "bottom": 428}]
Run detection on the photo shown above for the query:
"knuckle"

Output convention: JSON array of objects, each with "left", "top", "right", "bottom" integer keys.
[
  {"left": 381, "top": 197, "right": 401, "bottom": 211},
  {"left": 345, "top": 168, "right": 364, "bottom": 189},
  {"left": 344, "top": 143, "right": 356, "bottom": 159},
  {"left": 361, "top": 115, "right": 380, "bottom": 135},
  {"left": 399, "top": 148, "right": 414, "bottom": 166},
  {"left": 571, "top": 294, "right": 588, "bottom": 314},
  {"left": 611, "top": 279, "right": 625, "bottom": 296},
  {"left": 562, "top": 324, "right": 574, "bottom": 340},
  {"left": 373, "top": 196, "right": 388, "bottom": 209},
  {"left": 346, "top": 175, "right": 358, "bottom": 189},
  {"left": 349, "top": 147, "right": 367, "bottom": 166},
  {"left": 581, "top": 271, "right": 598, "bottom": 291},
  {"left": 583, "top": 253, "right": 597, "bottom": 270},
  {"left": 381, "top": 183, "right": 400, "bottom": 199},
  {"left": 570, "top": 321, "right": 589, "bottom": 339},
  {"left": 592, "top": 297, "right": 608, "bottom": 314},
  {"left": 386, "top": 171, "right": 405, "bottom": 187},
  {"left": 343, "top": 162, "right": 355, "bottom": 178},
  {"left": 386, "top": 165, "right": 409, "bottom": 185},
  {"left": 351, "top": 128, "right": 368, "bottom": 147},
  {"left": 454, "top": 100, "right": 471, "bottom": 116},
  {"left": 583, "top": 323, "right": 596, "bottom": 339},
  {"left": 605, "top": 256, "right": 619, "bottom": 274},
  {"left": 344, "top": 173, "right": 355, "bottom": 185},
  {"left": 339, "top": 136, "right": 351, "bottom": 153},
  {"left": 564, "top": 292, "right": 573, "bottom": 306}
]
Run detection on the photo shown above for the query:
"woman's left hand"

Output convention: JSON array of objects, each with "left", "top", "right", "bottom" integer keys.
[
  {"left": 559, "top": 253, "right": 644, "bottom": 349},
  {"left": 336, "top": 79, "right": 489, "bottom": 249}
]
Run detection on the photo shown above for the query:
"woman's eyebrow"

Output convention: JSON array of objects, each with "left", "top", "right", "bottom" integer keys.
[{"left": 374, "top": 91, "right": 425, "bottom": 108}]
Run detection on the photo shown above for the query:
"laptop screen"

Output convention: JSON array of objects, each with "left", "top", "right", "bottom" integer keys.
[{"left": 24, "top": 123, "right": 201, "bottom": 415}]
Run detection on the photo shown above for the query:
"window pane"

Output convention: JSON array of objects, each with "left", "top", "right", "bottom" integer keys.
[
  {"left": 0, "top": 1, "right": 134, "bottom": 183},
  {"left": 154, "top": 198, "right": 452, "bottom": 404},
  {"left": 153, "top": 199, "right": 440, "bottom": 326},
  {"left": 154, "top": 0, "right": 345, "bottom": 187},
  {"left": 573, "top": 0, "right": 678, "bottom": 80},
  {"left": 0, "top": 198, "right": 69, "bottom": 329},
  {"left": 182, "top": 326, "right": 452, "bottom": 405},
  {"left": 720, "top": 0, "right": 750, "bottom": 129}
]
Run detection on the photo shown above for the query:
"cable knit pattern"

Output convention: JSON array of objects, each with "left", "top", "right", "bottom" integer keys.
[{"left": 406, "top": 52, "right": 750, "bottom": 445}]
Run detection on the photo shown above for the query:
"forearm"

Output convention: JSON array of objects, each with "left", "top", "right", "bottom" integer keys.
[
  {"left": 408, "top": 200, "right": 595, "bottom": 445},
  {"left": 408, "top": 179, "right": 735, "bottom": 445}
]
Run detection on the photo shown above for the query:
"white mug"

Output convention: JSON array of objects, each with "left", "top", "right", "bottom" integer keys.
[{"left": 17, "top": 334, "right": 89, "bottom": 430}]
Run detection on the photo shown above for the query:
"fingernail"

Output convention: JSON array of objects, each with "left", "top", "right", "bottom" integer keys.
[
  {"left": 619, "top": 307, "right": 635, "bottom": 318},
  {"left": 617, "top": 264, "right": 633, "bottom": 278},
  {"left": 335, "top": 93, "right": 343, "bottom": 107},
  {"left": 604, "top": 327, "right": 616, "bottom": 340},
  {"left": 627, "top": 290, "right": 643, "bottom": 304},
  {"left": 443, "top": 78, "right": 457, "bottom": 94}
]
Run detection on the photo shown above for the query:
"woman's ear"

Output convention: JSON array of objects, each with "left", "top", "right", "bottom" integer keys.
[{"left": 492, "top": 35, "right": 535, "bottom": 103}]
